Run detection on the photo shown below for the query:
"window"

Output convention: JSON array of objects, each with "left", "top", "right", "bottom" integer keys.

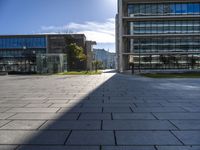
[
  {"left": 182, "top": 4, "right": 188, "bottom": 14},
  {"left": 170, "top": 4, "right": 176, "bottom": 15},
  {"left": 157, "top": 4, "right": 164, "bottom": 15},
  {"left": 127, "top": 3, "right": 200, "bottom": 16},
  {"left": 140, "top": 4, "right": 146, "bottom": 15},
  {"left": 133, "top": 4, "right": 140, "bottom": 16},
  {"left": 164, "top": 3, "right": 171, "bottom": 15},
  {"left": 151, "top": 4, "right": 157, "bottom": 15},
  {"left": 128, "top": 5, "right": 134, "bottom": 16},
  {"left": 187, "top": 4, "right": 194, "bottom": 14},
  {"left": 145, "top": 4, "right": 152, "bottom": 15},
  {"left": 193, "top": 3, "right": 200, "bottom": 14},
  {"left": 175, "top": 4, "right": 182, "bottom": 14}
]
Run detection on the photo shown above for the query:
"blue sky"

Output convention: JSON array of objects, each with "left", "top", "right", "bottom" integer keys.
[{"left": 0, "top": 0, "right": 117, "bottom": 52}]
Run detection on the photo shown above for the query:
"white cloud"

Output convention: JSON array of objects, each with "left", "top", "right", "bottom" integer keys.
[{"left": 40, "top": 18, "right": 115, "bottom": 43}]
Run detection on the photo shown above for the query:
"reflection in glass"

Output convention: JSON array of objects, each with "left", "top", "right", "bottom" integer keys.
[
  {"left": 126, "top": 37, "right": 200, "bottom": 53},
  {"left": 128, "top": 20, "right": 200, "bottom": 34},
  {"left": 128, "top": 3, "right": 200, "bottom": 16},
  {"left": 0, "top": 37, "right": 46, "bottom": 49}
]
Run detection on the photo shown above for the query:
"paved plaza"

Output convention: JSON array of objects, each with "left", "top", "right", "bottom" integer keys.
[{"left": 0, "top": 72, "right": 200, "bottom": 150}]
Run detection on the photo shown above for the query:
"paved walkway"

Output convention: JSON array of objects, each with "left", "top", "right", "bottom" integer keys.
[{"left": 0, "top": 72, "right": 200, "bottom": 150}]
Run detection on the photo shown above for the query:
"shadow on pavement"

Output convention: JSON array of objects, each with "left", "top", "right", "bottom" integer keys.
[{"left": 16, "top": 73, "right": 121, "bottom": 150}]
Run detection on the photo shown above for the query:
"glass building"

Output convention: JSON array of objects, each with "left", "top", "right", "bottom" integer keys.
[
  {"left": 116, "top": 0, "right": 200, "bottom": 72},
  {"left": 0, "top": 34, "right": 95, "bottom": 73},
  {"left": 0, "top": 35, "right": 47, "bottom": 72}
]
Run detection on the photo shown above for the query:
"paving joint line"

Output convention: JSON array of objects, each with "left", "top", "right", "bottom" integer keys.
[
  {"left": 168, "top": 120, "right": 181, "bottom": 131},
  {"left": 154, "top": 145, "right": 158, "bottom": 150},
  {"left": 169, "top": 130, "right": 185, "bottom": 145},
  {"left": 113, "top": 130, "right": 117, "bottom": 146},
  {"left": 14, "top": 145, "right": 21, "bottom": 150},
  {"left": 64, "top": 130, "right": 72, "bottom": 145},
  {"left": 76, "top": 113, "right": 81, "bottom": 120},
  {"left": 129, "top": 106, "right": 134, "bottom": 112},
  {"left": 151, "top": 112, "right": 159, "bottom": 120},
  {"left": 37, "top": 120, "right": 48, "bottom": 130}
]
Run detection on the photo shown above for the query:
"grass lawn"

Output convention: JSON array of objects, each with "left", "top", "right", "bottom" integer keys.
[
  {"left": 57, "top": 70, "right": 102, "bottom": 75},
  {"left": 141, "top": 72, "right": 200, "bottom": 78}
]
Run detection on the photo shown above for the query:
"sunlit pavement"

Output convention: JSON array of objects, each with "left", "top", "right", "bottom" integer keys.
[{"left": 0, "top": 72, "right": 200, "bottom": 150}]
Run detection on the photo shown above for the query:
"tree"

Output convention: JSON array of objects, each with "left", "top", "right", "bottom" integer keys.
[
  {"left": 92, "top": 60, "right": 103, "bottom": 72},
  {"left": 67, "top": 43, "right": 86, "bottom": 71}
]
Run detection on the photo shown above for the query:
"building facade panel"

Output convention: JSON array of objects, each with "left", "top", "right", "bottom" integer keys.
[
  {"left": 117, "top": 0, "right": 200, "bottom": 72},
  {"left": 0, "top": 34, "right": 94, "bottom": 73}
]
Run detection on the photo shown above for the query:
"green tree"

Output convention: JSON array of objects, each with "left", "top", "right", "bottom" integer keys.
[
  {"left": 92, "top": 60, "right": 103, "bottom": 72},
  {"left": 67, "top": 43, "right": 86, "bottom": 71}
]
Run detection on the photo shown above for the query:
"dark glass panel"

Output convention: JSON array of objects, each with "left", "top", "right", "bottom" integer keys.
[
  {"left": 175, "top": 4, "right": 182, "bottom": 14},
  {"left": 157, "top": 4, "right": 164, "bottom": 15},
  {"left": 170, "top": 4, "right": 176, "bottom": 15},
  {"left": 181, "top": 4, "right": 188, "bottom": 14},
  {"left": 127, "top": 3, "right": 200, "bottom": 16},
  {"left": 128, "top": 5, "right": 134, "bottom": 16},
  {"left": 187, "top": 3, "right": 194, "bottom": 14},
  {"left": 140, "top": 4, "right": 146, "bottom": 15},
  {"left": 193, "top": 3, "right": 200, "bottom": 14},
  {"left": 0, "top": 37, "right": 46, "bottom": 49}
]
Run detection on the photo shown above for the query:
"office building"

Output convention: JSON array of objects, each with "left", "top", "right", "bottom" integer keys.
[
  {"left": 116, "top": 0, "right": 200, "bottom": 72},
  {"left": 0, "top": 34, "right": 95, "bottom": 73},
  {"left": 93, "top": 49, "right": 117, "bottom": 69}
]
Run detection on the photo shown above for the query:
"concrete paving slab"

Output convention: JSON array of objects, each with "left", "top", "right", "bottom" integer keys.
[
  {"left": 172, "top": 131, "right": 200, "bottom": 145},
  {"left": 0, "top": 145, "right": 17, "bottom": 150},
  {"left": 133, "top": 107, "right": 186, "bottom": 113},
  {"left": 103, "top": 120, "right": 177, "bottom": 130},
  {"left": 116, "top": 131, "right": 182, "bottom": 145},
  {"left": 102, "top": 146, "right": 155, "bottom": 150},
  {"left": 156, "top": 146, "right": 200, "bottom": 150},
  {"left": 154, "top": 113, "right": 200, "bottom": 120},
  {"left": 0, "top": 130, "right": 69, "bottom": 144},
  {"left": 17, "top": 146, "right": 99, "bottom": 150},
  {"left": 8, "top": 113, "right": 79, "bottom": 120},
  {"left": 170, "top": 120, "right": 200, "bottom": 130},
  {"left": 135, "top": 103, "right": 162, "bottom": 107},
  {"left": 182, "top": 107, "right": 200, "bottom": 112},
  {"left": 59, "top": 107, "right": 102, "bottom": 113},
  {"left": 6, "top": 108, "right": 60, "bottom": 113},
  {"left": 0, "top": 120, "right": 10, "bottom": 127},
  {"left": 79, "top": 113, "right": 112, "bottom": 120},
  {"left": 0, "top": 108, "right": 11, "bottom": 113},
  {"left": 103, "top": 107, "right": 132, "bottom": 112},
  {"left": 24, "top": 103, "right": 52, "bottom": 108},
  {"left": 1, "top": 120, "right": 45, "bottom": 129},
  {"left": 113, "top": 113, "right": 156, "bottom": 120},
  {"left": 40, "top": 120, "right": 101, "bottom": 130},
  {"left": 66, "top": 131, "right": 115, "bottom": 145}
]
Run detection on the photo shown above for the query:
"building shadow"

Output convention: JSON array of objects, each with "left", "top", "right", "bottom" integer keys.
[{"left": 16, "top": 73, "right": 120, "bottom": 149}]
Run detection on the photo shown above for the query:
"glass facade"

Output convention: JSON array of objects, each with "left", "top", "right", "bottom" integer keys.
[
  {"left": 0, "top": 36, "right": 47, "bottom": 72},
  {"left": 125, "top": 2, "right": 200, "bottom": 70},
  {"left": 36, "top": 54, "right": 67, "bottom": 74},
  {"left": 128, "top": 3, "right": 200, "bottom": 16},
  {"left": 128, "top": 20, "right": 200, "bottom": 34},
  {"left": 0, "top": 37, "right": 46, "bottom": 49},
  {"left": 127, "top": 37, "right": 200, "bottom": 53},
  {"left": 0, "top": 36, "right": 46, "bottom": 58},
  {"left": 130, "top": 54, "right": 200, "bottom": 69}
]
